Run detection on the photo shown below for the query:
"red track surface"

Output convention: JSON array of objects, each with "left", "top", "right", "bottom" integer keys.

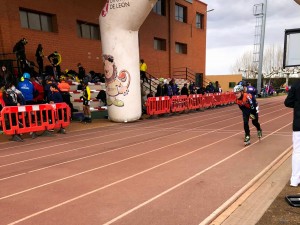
[{"left": 0, "top": 96, "right": 293, "bottom": 225}]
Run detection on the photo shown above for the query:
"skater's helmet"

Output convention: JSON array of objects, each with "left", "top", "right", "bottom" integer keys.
[{"left": 233, "top": 85, "right": 244, "bottom": 93}]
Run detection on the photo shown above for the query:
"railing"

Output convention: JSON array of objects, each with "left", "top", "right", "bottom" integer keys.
[
  {"left": 173, "top": 67, "right": 195, "bottom": 82},
  {"left": 173, "top": 67, "right": 212, "bottom": 87},
  {"left": 143, "top": 72, "right": 160, "bottom": 95},
  {"left": 0, "top": 52, "right": 39, "bottom": 77}
]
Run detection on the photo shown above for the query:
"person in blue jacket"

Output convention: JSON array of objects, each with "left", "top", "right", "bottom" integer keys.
[{"left": 17, "top": 72, "right": 35, "bottom": 105}]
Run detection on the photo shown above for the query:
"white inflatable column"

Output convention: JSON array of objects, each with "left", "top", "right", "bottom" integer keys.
[{"left": 99, "top": 0, "right": 157, "bottom": 123}]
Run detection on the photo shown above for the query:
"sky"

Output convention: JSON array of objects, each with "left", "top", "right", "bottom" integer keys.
[{"left": 202, "top": 0, "right": 300, "bottom": 75}]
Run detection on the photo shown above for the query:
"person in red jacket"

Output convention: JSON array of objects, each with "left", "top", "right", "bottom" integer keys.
[
  {"left": 31, "top": 77, "right": 44, "bottom": 104},
  {"left": 234, "top": 84, "right": 262, "bottom": 146}
]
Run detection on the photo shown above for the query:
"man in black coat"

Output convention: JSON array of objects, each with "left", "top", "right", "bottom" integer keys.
[
  {"left": 284, "top": 80, "right": 300, "bottom": 187},
  {"left": 13, "top": 38, "right": 28, "bottom": 74}
]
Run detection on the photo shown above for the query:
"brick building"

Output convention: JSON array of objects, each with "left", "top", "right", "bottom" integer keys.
[{"left": 0, "top": 0, "right": 207, "bottom": 81}]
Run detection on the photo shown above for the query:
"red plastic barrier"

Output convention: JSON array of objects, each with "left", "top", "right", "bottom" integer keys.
[
  {"left": 188, "top": 94, "right": 203, "bottom": 110},
  {"left": 0, "top": 104, "right": 56, "bottom": 135},
  {"left": 146, "top": 96, "right": 171, "bottom": 116},
  {"left": 0, "top": 103, "right": 71, "bottom": 136},
  {"left": 222, "top": 92, "right": 230, "bottom": 105},
  {"left": 171, "top": 95, "right": 189, "bottom": 113},
  {"left": 202, "top": 93, "right": 214, "bottom": 108},
  {"left": 213, "top": 93, "right": 224, "bottom": 106},
  {"left": 228, "top": 92, "right": 236, "bottom": 104},
  {"left": 51, "top": 103, "right": 71, "bottom": 129}
]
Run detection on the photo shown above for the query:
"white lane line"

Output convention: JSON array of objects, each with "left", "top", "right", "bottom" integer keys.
[
  {"left": 6, "top": 115, "right": 291, "bottom": 225},
  {"left": 0, "top": 105, "right": 285, "bottom": 169},
  {"left": 0, "top": 106, "right": 239, "bottom": 156},
  {"left": 199, "top": 146, "right": 293, "bottom": 225},
  {"left": 0, "top": 111, "right": 256, "bottom": 196},
  {"left": 0, "top": 98, "right": 281, "bottom": 154},
  {"left": 0, "top": 111, "right": 242, "bottom": 181},
  {"left": 0, "top": 108, "right": 245, "bottom": 166},
  {"left": 0, "top": 105, "right": 238, "bottom": 151},
  {"left": 0, "top": 107, "right": 288, "bottom": 183},
  {"left": 103, "top": 123, "right": 292, "bottom": 225}
]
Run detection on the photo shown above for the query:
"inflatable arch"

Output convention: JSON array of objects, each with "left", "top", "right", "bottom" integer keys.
[{"left": 99, "top": 0, "right": 158, "bottom": 123}]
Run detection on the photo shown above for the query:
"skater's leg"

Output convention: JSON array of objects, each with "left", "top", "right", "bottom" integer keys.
[
  {"left": 243, "top": 114, "right": 251, "bottom": 145},
  {"left": 252, "top": 113, "right": 262, "bottom": 138},
  {"left": 243, "top": 114, "right": 250, "bottom": 137},
  {"left": 291, "top": 132, "right": 300, "bottom": 186}
]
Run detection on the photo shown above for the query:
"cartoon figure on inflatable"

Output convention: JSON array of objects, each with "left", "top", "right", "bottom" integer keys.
[{"left": 99, "top": 0, "right": 158, "bottom": 122}]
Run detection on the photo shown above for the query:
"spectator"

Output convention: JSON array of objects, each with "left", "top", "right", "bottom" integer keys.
[
  {"left": 48, "top": 51, "right": 62, "bottom": 80},
  {"left": 189, "top": 82, "right": 196, "bottom": 94},
  {"left": 170, "top": 78, "right": 179, "bottom": 96},
  {"left": 81, "top": 79, "right": 91, "bottom": 123},
  {"left": 215, "top": 81, "right": 222, "bottom": 93},
  {"left": 181, "top": 83, "right": 189, "bottom": 96},
  {"left": 155, "top": 78, "right": 164, "bottom": 97},
  {"left": 48, "top": 83, "right": 63, "bottom": 103},
  {"left": 31, "top": 77, "right": 44, "bottom": 104},
  {"left": 13, "top": 38, "right": 28, "bottom": 74},
  {"left": 196, "top": 86, "right": 206, "bottom": 95},
  {"left": 17, "top": 72, "right": 35, "bottom": 105},
  {"left": 35, "top": 44, "right": 45, "bottom": 75},
  {"left": 206, "top": 82, "right": 215, "bottom": 93},
  {"left": 77, "top": 63, "right": 86, "bottom": 81},
  {"left": 48, "top": 83, "right": 66, "bottom": 133},
  {"left": 58, "top": 77, "right": 77, "bottom": 113},
  {"left": 284, "top": 79, "right": 300, "bottom": 187},
  {"left": 140, "top": 59, "right": 148, "bottom": 83},
  {"left": 141, "top": 80, "right": 147, "bottom": 114},
  {"left": 2, "top": 82, "right": 23, "bottom": 141},
  {"left": 163, "top": 79, "right": 172, "bottom": 97},
  {"left": 0, "top": 65, "right": 14, "bottom": 88}
]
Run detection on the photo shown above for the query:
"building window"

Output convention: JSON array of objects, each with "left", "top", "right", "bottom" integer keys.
[
  {"left": 175, "top": 4, "right": 187, "bottom": 23},
  {"left": 175, "top": 42, "right": 187, "bottom": 54},
  {"left": 153, "top": 0, "right": 166, "bottom": 16},
  {"left": 77, "top": 21, "right": 100, "bottom": 40},
  {"left": 229, "top": 82, "right": 236, "bottom": 88},
  {"left": 19, "top": 9, "right": 54, "bottom": 32},
  {"left": 154, "top": 38, "right": 166, "bottom": 51},
  {"left": 196, "top": 13, "right": 204, "bottom": 29}
]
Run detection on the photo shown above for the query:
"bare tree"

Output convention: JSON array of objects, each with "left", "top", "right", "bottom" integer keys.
[{"left": 231, "top": 44, "right": 283, "bottom": 78}]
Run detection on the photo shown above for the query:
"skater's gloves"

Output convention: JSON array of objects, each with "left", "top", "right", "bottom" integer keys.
[{"left": 250, "top": 114, "right": 256, "bottom": 120}]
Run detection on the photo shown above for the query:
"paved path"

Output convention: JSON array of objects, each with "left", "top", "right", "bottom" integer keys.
[{"left": 0, "top": 95, "right": 293, "bottom": 225}]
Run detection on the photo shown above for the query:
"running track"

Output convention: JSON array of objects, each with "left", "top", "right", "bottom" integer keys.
[{"left": 0, "top": 95, "right": 293, "bottom": 225}]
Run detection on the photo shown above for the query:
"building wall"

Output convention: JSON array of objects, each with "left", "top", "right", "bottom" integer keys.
[
  {"left": 0, "top": 0, "right": 206, "bottom": 80},
  {"left": 206, "top": 74, "right": 242, "bottom": 92}
]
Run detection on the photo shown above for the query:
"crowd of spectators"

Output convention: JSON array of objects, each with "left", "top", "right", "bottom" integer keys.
[
  {"left": 153, "top": 78, "right": 223, "bottom": 98},
  {"left": 0, "top": 38, "right": 107, "bottom": 127}
]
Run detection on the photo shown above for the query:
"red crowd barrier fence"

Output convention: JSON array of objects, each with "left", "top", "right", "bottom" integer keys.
[
  {"left": 188, "top": 94, "right": 203, "bottom": 110},
  {"left": 202, "top": 93, "right": 214, "bottom": 108},
  {"left": 0, "top": 103, "right": 71, "bottom": 137},
  {"left": 146, "top": 96, "right": 171, "bottom": 116},
  {"left": 213, "top": 93, "right": 224, "bottom": 106},
  {"left": 145, "top": 92, "right": 236, "bottom": 117},
  {"left": 171, "top": 95, "right": 189, "bottom": 113}
]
